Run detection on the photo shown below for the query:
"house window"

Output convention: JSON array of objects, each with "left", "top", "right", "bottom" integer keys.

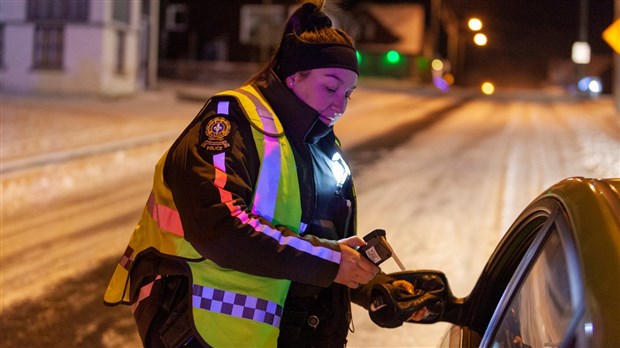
[
  {"left": 115, "top": 30, "right": 126, "bottom": 74},
  {"left": 33, "top": 24, "right": 64, "bottom": 69},
  {"left": 28, "top": 0, "right": 87, "bottom": 70},
  {"left": 165, "top": 4, "right": 188, "bottom": 32},
  {"left": 112, "top": 0, "right": 130, "bottom": 23},
  {"left": 28, "top": 0, "right": 89, "bottom": 22}
]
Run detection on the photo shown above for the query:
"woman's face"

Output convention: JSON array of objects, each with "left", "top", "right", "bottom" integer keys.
[{"left": 286, "top": 68, "right": 358, "bottom": 127}]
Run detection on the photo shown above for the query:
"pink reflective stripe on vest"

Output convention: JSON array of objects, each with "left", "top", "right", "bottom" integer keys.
[
  {"left": 147, "top": 192, "right": 184, "bottom": 236},
  {"left": 131, "top": 275, "right": 161, "bottom": 313},
  {"left": 237, "top": 89, "right": 281, "bottom": 221},
  {"left": 212, "top": 100, "right": 340, "bottom": 264},
  {"left": 251, "top": 136, "right": 279, "bottom": 221}
]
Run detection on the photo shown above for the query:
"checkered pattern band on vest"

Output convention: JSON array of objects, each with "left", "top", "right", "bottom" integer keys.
[
  {"left": 192, "top": 284, "right": 284, "bottom": 327},
  {"left": 120, "top": 246, "right": 134, "bottom": 271}
]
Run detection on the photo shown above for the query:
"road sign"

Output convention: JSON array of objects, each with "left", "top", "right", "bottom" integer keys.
[{"left": 602, "top": 19, "right": 620, "bottom": 54}]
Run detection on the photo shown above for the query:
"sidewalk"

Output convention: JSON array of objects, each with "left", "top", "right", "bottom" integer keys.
[
  {"left": 1, "top": 80, "right": 232, "bottom": 173},
  {"left": 0, "top": 77, "right": 437, "bottom": 171},
  {"left": 5, "top": 77, "right": 581, "bottom": 173}
]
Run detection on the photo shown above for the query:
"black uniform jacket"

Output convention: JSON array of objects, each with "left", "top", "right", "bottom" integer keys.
[{"left": 164, "top": 69, "right": 357, "bottom": 291}]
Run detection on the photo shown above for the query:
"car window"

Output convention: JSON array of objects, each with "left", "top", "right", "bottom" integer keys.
[{"left": 490, "top": 229, "right": 575, "bottom": 348}]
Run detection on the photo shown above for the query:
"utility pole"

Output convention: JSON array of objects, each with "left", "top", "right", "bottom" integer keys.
[
  {"left": 147, "top": 0, "right": 160, "bottom": 90},
  {"left": 615, "top": 0, "right": 620, "bottom": 112},
  {"left": 576, "top": 0, "right": 589, "bottom": 86},
  {"left": 430, "top": 0, "right": 442, "bottom": 59},
  {"left": 260, "top": 0, "right": 274, "bottom": 63}
]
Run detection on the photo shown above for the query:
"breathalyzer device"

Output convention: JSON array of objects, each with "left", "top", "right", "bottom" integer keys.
[{"left": 357, "top": 229, "right": 406, "bottom": 270}]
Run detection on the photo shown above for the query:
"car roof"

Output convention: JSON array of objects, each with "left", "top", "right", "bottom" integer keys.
[{"left": 543, "top": 177, "right": 620, "bottom": 346}]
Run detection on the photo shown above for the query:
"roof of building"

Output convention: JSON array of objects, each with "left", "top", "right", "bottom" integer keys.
[{"left": 355, "top": 3, "right": 426, "bottom": 55}]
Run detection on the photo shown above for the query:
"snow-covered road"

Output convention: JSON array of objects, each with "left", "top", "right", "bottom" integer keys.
[
  {"left": 347, "top": 96, "right": 620, "bottom": 347},
  {"left": 1, "top": 84, "right": 618, "bottom": 347}
]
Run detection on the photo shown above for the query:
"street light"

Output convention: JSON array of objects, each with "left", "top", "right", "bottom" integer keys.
[
  {"left": 481, "top": 81, "right": 495, "bottom": 95},
  {"left": 468, "top": 17, "right": 488, "bottom": 46},
  {"left": 473, "top": 33, "right": 488, "bottom": 46},
  {"left": 468, "top": 17, "right": 482, "bottom": 31},
  {"left": 445, "top": 14, "right": 489, "bottom": 86}
]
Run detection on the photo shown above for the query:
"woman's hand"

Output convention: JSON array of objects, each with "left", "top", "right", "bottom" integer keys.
[{"left": 334, "top": 236, "right": 380, "bottom": 289}]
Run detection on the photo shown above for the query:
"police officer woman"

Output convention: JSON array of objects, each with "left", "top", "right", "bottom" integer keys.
[{"left": 104, "top": 1, "right": 430, "bottom": 347}]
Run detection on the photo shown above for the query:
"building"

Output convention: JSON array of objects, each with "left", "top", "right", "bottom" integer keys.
[
  {"left": 157, "top": 0, "right": 296, "bottom": 84},
  {"left": 352, "top": 2, "right": 428, "bottom": 80},
  {"left": 0, "top": 0, "right": 159, "bottom": 96},
  {"left": 155, "top": 0, "right": 436, "bottom": 83}
]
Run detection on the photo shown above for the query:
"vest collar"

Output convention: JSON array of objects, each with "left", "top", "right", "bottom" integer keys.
[{"left": 256, "top": 69, "right": 333, "bottom": 145}]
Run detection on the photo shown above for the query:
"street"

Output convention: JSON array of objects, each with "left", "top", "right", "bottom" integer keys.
[{"left": 1, "top": 83, "right": 619, "bottom": 347}]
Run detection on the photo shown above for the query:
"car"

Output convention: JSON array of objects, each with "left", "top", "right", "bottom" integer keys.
[
  {"left": 379, "top": 177, "right": 620, "bottom": 347},
  {"left": 577, "top": 76, "right": 603, "bottom": 98}
]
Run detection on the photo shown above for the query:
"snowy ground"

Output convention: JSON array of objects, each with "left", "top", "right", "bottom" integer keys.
[
  {"left": 346, "top": 95, "right": 620, "bottom": 347},
  {"left": 1, "top": 82, "right": 619, "bottom": 347}
]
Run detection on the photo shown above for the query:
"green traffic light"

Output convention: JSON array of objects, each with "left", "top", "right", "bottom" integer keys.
[
  {"left": 356, "top": 50, "right": 362, "bottom": 64},
  {"left": 386, "top": 50, "right": 401, "bottom": 64}
]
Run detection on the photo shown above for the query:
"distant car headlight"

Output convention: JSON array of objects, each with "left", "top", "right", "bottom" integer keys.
[{"left": 577, "top": 76, "right": 602, "bottom": 97}]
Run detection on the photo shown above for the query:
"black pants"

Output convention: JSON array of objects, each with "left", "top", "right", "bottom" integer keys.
[{"left": 277, "top": 284, "right": 350, "bottom": 348}]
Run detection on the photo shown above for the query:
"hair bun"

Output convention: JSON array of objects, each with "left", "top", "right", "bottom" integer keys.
[{"left": 296, "top": 2, "right": 333, "bottom": 32}]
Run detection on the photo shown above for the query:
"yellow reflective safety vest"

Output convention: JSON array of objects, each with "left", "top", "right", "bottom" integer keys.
[{"left": 104, "top": 84, "right": 303, "bottom": 347}]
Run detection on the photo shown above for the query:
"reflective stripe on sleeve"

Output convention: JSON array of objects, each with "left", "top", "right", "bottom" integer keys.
[
  {"left": 217, "top": 100, "right": 229, "bottom": 115},
  {"left": 210, "top": 99, "right": 339, "bottom": 263},
  {"left": 213, "top": 153, "right": 238, "bottom": 214},
  {"left": 212, "top": 152, "right": 340, "bottom": 264}
]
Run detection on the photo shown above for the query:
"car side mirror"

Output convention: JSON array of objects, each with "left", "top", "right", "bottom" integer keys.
[{"left": 384, "top": 269, "right": 463, "bottom": 325}]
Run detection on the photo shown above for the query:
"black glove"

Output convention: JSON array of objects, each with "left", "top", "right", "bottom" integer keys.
[{"left": 368, "top": 273, "right": 445, "bottom": 328}]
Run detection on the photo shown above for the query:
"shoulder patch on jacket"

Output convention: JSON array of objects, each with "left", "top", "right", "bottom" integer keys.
[{"left": 199, "top": 114, "right": 238, "bottom": 153}]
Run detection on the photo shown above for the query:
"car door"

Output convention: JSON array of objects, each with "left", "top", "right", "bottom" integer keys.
[
  {"left": 437, "top": 178, "right": 619, "bottom": 348},
  {"left": 439, "top": 199, "right": 561, "bottom": 348},
  {"left": 480, "top": 203, "right": 586, "bottom": 348}
]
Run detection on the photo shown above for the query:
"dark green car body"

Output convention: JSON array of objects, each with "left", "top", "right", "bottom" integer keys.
[{"left": 414, "top": 177, "right": 620, "bottom": 347}]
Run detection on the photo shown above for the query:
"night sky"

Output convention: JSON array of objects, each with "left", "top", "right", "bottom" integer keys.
[
  {"left": 448, "top": 0, "right": 614, "bottom": 87},
  {"left": 343, "top": 0, "right": 615, "bottom": 87}
]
